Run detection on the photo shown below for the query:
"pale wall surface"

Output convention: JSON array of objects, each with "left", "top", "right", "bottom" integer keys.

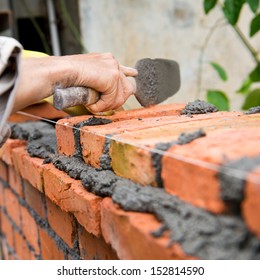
[{"left": 79, "top": 0, "right": 260, "bottom": 110}]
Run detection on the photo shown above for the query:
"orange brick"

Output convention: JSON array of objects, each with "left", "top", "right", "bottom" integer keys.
[
  {"left": 8, "top": 102, "right": 68, "bottom": 123},
  {"left": 13, "top": 230, "right": 31, "bottom": 260},
  {"left": 243, "top": 167, "right": 260, "bottom": 237},
  {"left": 4, "top": 188, "right": 21, "bottom": 227},
  {"left": 101, "top": 198, "right": 194, "bottom": 260},
  {"left": 78, "top": 225, "right": 118, "bottom": 260},
  {"left": 46, "top": 197, "right": 75, "bottom": 248},
  {"left": 0, "top": 139, "right": 26, "bottom": 165},
  {"left": 109, "top": 111, "right": 250, "bottom": 186},
  {"left": 43, "top": 164, "right": 102, "bottom": 236},
  {"left": 8, "top": 166, "right": 23, "bottom": 197},
  {"left": 39, "top": 228, "right": 65, "bottom": 260},
  {"left": 56, "top": 103, "right": 185, "bottom": 163},
  {"left": 0, "top": 160, "right": 8, "bottom": 181},
  {"left": 23, "top": 180, "right": 46, "bottom": 219},
  {"left": 12, "top": 147, "right": 45, "bottom": 192},
  {"left": 1, "top": 213, "right": 14, "bottom": 248},
  {"left": 162, "top": 127, "right": 260, "bottom": 213},
  {"left": 20, "top": 205, "right": 40, "bottom": 255}
]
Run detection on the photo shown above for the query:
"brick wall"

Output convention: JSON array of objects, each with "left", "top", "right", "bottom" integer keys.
[{"left": 0, "top": 102, "right": 260, "bottom": 260}]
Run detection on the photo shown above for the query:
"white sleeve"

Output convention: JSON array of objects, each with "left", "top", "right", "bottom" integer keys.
[{"left": 0, "top": 36, "right": 23, "bottom": 147}]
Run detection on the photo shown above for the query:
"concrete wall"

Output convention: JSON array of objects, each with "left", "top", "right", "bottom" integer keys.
[{"left": 78, "top": 0, "right": 260, "bottom": 110}]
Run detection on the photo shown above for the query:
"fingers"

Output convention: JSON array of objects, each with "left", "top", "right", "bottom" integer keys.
[{"left": 120, "top": 65, "right": 138, "bottom": 77}]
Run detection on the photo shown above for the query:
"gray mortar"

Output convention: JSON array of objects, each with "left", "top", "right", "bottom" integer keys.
[
  {"left": 181, "top": 100, "right": 218, "bottom": 116},
  {"left": 72, "top": 116, "right": 112, "bottom": 159},
  {"left": 11, "top": 122, "right": 260, "bottom": 259},
  {"left": 244, "top": 106, "right": 260, "bottom": 115},
  {"left": 219, "top": 156, "right": 260, "bottom": 214},
  {"left": 10, "top": 122, "right": 57, "bottom": 163},
  {"left": 99, "top": 134, "right": 112, "bottom": 170},
  {"left": 152, "top": 129, "right": 206, "bottom": 188}
]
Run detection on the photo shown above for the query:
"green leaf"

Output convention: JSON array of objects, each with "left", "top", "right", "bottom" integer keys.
[
  {"left": 222, "top": 0, "right": 245, "bottom": 25},
  {"left": 236, "top": 77, "right": 252, "bottom": 94},
  {"left": 204, "top": 0, "right": 218, "bottom": 14},
  {"left": 242, "top": 89, "right": 260, "bottom": 109},
  {"left": 246, "top": 0, "right": 259, "bottom": 13},
  {"left": 249, "top": 64, "right": 260, "bottom": 82},
  {"left": 207, "top": 90, "right": 230, "bottom": 111},
  {"left": 210, "top": 62, "right": 228, "bottom": 81},
  {"left": 250, "top": 13, "right": 260, "bottom": 37}
]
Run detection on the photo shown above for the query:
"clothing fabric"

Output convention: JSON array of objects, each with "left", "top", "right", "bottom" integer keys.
[{"left": 0, "top": 36, "right": 23, "bottom": 147}]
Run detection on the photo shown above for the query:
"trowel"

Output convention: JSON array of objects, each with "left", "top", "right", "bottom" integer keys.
[{"left": 53, "top": 58, "right": 181, "bottom": 111}]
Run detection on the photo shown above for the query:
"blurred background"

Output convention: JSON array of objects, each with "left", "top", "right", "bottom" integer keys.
[{"left": 0, "top": 0, "right": 259, "bottom": 110}]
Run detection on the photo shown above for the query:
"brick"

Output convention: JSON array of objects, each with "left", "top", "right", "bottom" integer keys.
[
  {"left": 1, "top": 213, "right": 14, "bottom": 248},
  {"left": 8, "top": 165, "right": 23, "bottom": 197},
  {"left": 243, "top": 167, "right": 260, "bottom": 237},
  {"left": 0, "top": 139, "right": 26, "bottom": 165},
  {"left": 46, "top": 197, "right": 75, "bottom": 248},
  {"left": 43, "top": 164, "right": 102, "bottom": 236},
  {"left": 12, "top": 147, "right": 45, "bottom": 192},
  {"left": 101, "top": 198, "right": 194, "bottom": 260},
  {"left": 20, "top": 205, "right": 40, "bottom": 255},
  {"left": 78, "top": 225, "right": 118, "bottom": 260},
  {"left": 39, "top": 228, "right": 65, "bottom": 260},
  {"left": 4, "top": 188, "right": 21, "bottom": 227},
  {"left": 109, "top": 111, "right": 247, "bottom": 185},
  {"left": 162, "top": 127, "right": 260, "bottom": 213},
  {"left": 1, "top": 240, "right": 11, "bottom": 260},
  {"left": 8, "top": 102, "right": 69, "bottom": 123},
  {"left": 0, "top": 160, "right": 8, "bottom": 181},
  {"left": 13, "top": 230, "right": 31, "bottom": 260},
  {"left": 23, "top": 180, "right": 46, "bottom": 219},
  {"left": 56, "top": 103, "right": 184, "bottom": 163}
]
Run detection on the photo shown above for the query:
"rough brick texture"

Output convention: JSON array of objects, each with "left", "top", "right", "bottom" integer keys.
[{"left": 1, "top": 103, "right": 260, "bottom": 260}]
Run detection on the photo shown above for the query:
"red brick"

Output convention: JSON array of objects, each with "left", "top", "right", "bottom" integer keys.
[
  {"left": 8, "top": 165, "right": 23, "bottom": 197},
  {"left": 23, "top": 180, "right": 46, "bottom": 219},
  {"left": 0, "top": 160, "right": 8, "bottom": 181},
  {"left": 1, "top": 213, "right": 14, "bottom": 248},
  {"left": 101, "top": 198, "right": 194, "bottom": 260},
  {"left": 20, "top": 205, "right": 40, "bottom": 254},
  {"left": 56, "top": 103, "right": 185, "bottom": 163},
  {"left": 46, "top": 197, "right": 75, "bottom": 248},
  {"left": 109, "top": 111, "right": 249, "bottom": 186},
  {"left": 4, "top": 188, "right": 21, "bottom": 227},
  {"left": 0, "top": 139, "right": 26, "bottom": 165},
  {"left": 78, "top": 225, "right": 118, "bottom": 260},
  {"left": 1, "top": 240, "right": 11, "bottom": 260},
  {"left": 162, "top": 127, "right": 260, "bottom": 213},
  {"left": 43, "top": 164, "right": 102, "bottom": 236},
  {"left": 243, "top": 167, "right": 260, "bottom": 237},
  {"left": 39, "top": 228, "right": 65, "bottom": 260},
  {"left": 8, "top": 102, "right": 68, "bottom": 123},
  {"left": 13, "top": 230, "right": 31, "bottom": 260},
  {"left": 12, "top": 147, "right": 45, "bottom": 192}
]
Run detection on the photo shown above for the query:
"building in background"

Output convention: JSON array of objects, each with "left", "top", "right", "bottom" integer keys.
[{"left": 1, "top": 0, "right": 259, "bottom": 110}]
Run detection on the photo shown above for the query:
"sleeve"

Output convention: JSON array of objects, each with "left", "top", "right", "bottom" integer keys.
[{"left": 0, "top": 36, "right": 23, "bottom": 147}]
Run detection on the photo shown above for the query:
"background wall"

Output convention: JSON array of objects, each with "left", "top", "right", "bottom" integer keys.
[{"left": 78, "top": 0, "right": 260, "bottom": 110}]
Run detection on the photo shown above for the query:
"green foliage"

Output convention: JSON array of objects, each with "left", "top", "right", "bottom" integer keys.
[
  {"left": 246, "top": 0, "right": 259, "bottom": 13},
  {"left": 204, "top": 0, "right": 218, "bottom": 14},
  {"left": 210, "top": 62, "right": 228, "bottom": 81},
  {"left": 242, "top": 89, "right": 260, "bottom": 109},
  {"left": 202, "top": 0, "right": 260, "bottom": 111},
  {"left": 222, "top": 0, "right": 245, "bottom": 25},
  {"left": 250, "top": 13, "right": 260, "bottom": 37},
  {"left": 207, "top": 90, "right": 230, "bottom": 110}
]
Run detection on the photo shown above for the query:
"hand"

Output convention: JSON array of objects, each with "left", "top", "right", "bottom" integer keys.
[{"left": 64, "top": 52, "right": 138, "bottom": 112}]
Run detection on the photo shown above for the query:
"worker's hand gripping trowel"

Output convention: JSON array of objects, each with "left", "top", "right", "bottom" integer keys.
[
  {"left": 23, "top": 50, "right": 181, "bottom": 114},
  {"left": 53, "top": 58, "right": 181, "bottom": 111}
]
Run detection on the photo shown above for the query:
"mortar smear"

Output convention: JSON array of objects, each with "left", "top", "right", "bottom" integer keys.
[{"left": 181, "top": 100, "right": 218, "bottom": 116}]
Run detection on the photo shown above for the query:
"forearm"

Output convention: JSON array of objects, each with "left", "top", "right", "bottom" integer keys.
[{"left": 12, "top": 56, "right": 74, "bottom": 113}]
